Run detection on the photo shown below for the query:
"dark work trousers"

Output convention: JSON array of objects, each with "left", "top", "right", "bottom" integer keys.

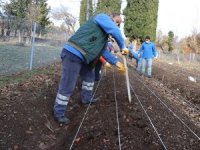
[
  {"left": 53, "top": 49, "right": 95, "bottom": 119},
  {"left": 94, "top": 60, "right": 103, "bottom": 81}
]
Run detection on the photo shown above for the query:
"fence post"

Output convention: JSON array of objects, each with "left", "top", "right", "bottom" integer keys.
[
  {"left": 29, "top": 22, "right": 36, "bottom": 70},
  {"left": 176, "top": 48, "right": 180, "bottom": 64},
  {"left": 189, "top": 53, "right": 192, "bottom": 64},
  {"left": 192, "top": 53, "right": 195, "bottom": 61}
]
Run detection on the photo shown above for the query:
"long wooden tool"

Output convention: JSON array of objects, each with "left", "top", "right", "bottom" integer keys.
[{"left": 123, "top": 55, "right": 131, "bottom": 103}]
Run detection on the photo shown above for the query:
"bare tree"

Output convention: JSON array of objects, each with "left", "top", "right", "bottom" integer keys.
[
  {"left": 185, "top": 29, "right": 200, "bottom": 55},
  {"left": 156, "top": 30, "right": 168, "bottom": 53},
  {"left": 51, "top": 7, "right": 76, "bottom": 36}
]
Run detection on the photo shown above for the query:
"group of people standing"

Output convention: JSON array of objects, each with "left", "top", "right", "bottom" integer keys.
[
  {"left": 128, "top": 36, "right": 157, "bottom": 78},
  {"left": 52, "top": 12, "right": 157, "bottom": 125}
]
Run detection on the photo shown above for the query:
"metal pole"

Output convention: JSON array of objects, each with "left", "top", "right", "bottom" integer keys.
[
  {"left": 29, "top": 22, "right": 36, "bottom": 70},
  {"left": 123, "top": 55, "right": 131, "bottom": 103}
]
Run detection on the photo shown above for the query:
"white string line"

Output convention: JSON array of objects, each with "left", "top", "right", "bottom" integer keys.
[
  {"left": 131, "top": 71, "right": 200, "bottom": 140},
  {"left": 129, "top": 83, "right": 167, "bottom": 150},
  {"left": 153, "top": 64, "right": 200, "bottom": 111},
  {"left": 112, "top": 68, "right": 122, "bottom": 150},
  {"left": 69, "top": 72, "right": 104, "bottom": 150},
  {"left": 127, "top": 59, "right": 200, "bottom": 112}
]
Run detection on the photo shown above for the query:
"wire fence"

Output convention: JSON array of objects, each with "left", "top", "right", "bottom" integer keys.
[
  {"left": 157, "top": 49, "right": 200, "bottom": 70},
  {"left": 0, "top": 18, "right": 67, "bottom": 75}
]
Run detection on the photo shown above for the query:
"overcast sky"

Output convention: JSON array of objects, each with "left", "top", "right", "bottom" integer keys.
[
  {"left": 157, "top": 0, "right": 200, "bottom": 38},
  {"left": 47, "top": 0, "right": 200, "bottom": 39}
]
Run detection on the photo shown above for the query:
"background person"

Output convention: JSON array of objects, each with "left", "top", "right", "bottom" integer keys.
[{"left": 138, "top": 36, "right": 157, "bottom": 78}]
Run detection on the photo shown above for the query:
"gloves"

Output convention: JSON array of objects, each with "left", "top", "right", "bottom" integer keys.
[
  {"left": 153, "top": 54, "right": 158, "bottom": 60},
  {"left": 155, "top": 54, "right": 158, "bottom": 59},
  {"left": 121, "top": 48, "right": 129, "bottom": 55},
  {"left": 154, "top": 56, "right": 158, "bottom": 61},
  {"left": 104, "top": 62, "right": 112, "bottom": 69},
  {"left": 116, "top": 62, "right": 126, "bottom": 73}
]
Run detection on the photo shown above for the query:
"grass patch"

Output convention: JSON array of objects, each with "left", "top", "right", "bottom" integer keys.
[
  {"left": 0, "top": 42, "right": 62, "bottom": 75},
  {"left": 0, "top": 64, "right": 58, "bottom": 86}
]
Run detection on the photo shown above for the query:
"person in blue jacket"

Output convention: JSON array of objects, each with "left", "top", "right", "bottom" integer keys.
[
  {"left": 53, "top": 13, "right": 129, "bottom": 125},
  {"left": 138, "top": 36, "right": 157, "bottom": 78},
  {"left": 128, "top": 38, "right": 134, "bottom": 60},
  {"left": 133, "top": 50, "right": 143, "bottom": 71}
]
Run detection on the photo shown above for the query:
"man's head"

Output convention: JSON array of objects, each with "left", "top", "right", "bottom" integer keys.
[
  {"left": 145, "top": 36, "right": 150, "bottom": 43},
  {"left": 109, "top": 13, "right": 122, "bottom": 27},
  {"left": 145, "top": 36, "right": 150, "bottom": 41}
]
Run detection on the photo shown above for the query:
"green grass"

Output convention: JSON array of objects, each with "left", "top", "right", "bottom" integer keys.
[
  {"left": 0, "top": 65, "right": 56, "bottom": 86},
  {"left": 0, "top": 42, "right": 62, "bottom": 75}
]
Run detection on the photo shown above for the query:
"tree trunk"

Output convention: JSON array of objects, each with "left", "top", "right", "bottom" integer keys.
[{"left": 1, "top": 28, "right": 4, "bottom": 36}]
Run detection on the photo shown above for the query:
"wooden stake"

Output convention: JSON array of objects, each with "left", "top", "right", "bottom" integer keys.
[{"left": 123, "top": 55, "right": 131, "bottom": 103}]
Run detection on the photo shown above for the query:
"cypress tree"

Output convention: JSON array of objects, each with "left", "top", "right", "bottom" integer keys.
[
  {"left": 88, "top": 0, "right": 94, "bottom": 18},
  {"left": 123, "top": 0, "right": 159, "bottom": 41},
  {"left": 95, "top": 0, "right": 121, "bottom": 14},
  {"left": 167, "top": 31, "right": 174, "bottom": 51},
  {"left": 79, "top": 0, "right": 87, "bottom": 25},
  {"left": 79, "top": 0, "right": 93, "bottom": 26}
]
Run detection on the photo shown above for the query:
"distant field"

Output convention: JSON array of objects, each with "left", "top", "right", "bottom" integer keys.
[{"left": 0, "top": 42, "right": 62, "bottom": 75}]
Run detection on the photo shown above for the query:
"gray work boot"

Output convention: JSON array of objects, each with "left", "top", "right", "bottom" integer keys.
[
  {"left": 147, "top": 75, "right": 152, "bottom": 78},
  {"left": 55, "top": 116, "right": 70, "bottom": 125}
]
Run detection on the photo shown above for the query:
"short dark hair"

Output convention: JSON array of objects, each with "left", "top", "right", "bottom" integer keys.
[
  {"left": 109, "top": 13, "right": 121, "bottom": 17},
  {"left": 145, "top": 36, "right": 150, "bottom": 40}
]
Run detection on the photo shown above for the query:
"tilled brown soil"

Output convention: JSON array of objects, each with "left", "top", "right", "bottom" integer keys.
[
  {"left": 153, "top": 60, "right": 200, "bottom": 105},
  {"left": 0, "top": 60, "right": 200, "bottom": 150}
]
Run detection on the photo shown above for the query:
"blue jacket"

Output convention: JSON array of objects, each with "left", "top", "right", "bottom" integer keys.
[
  {"left": 64, "top": 13, "right": 126, "bottom": 65},
  {"left": 128, "top": 42, "right": 134, "bottom": 52},
  {"left": 139, "top": 42, "right": 157, "bottom": 59},
  {"left": 107, "top": 42, "right": 112, "bottom": 52},
  {"left": 128, "top": 42, "right": 134, "bottom": 57},
  {"left": 133, "top": 50, "right": 142, "bottom": 61}
]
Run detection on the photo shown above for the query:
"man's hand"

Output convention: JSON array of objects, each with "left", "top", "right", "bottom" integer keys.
[
  {"left": 153, "top": 56, "right": 158, "bottom": 61},
  {"left": 154, "top": 54, "right": 158, "bottom": 60},
  {"left": 121, "top": 48, "right": 129, "bottom": 55},
  {"left": 104, "top": 62, "right": 112, "bottom": 69},
  {"left": 116, "top": 62, "right": 126, "bottom": 73}
]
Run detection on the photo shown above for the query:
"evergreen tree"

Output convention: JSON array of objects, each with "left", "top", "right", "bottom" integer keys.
[
  {"left": 4, "top": 0, "right": 30, "bottom": 19},
  {"left": 4, "top": 0, "right": 31, "bottom": 43},
  {"left": 167, "top": 30, "right": 174, "bottom": 51},
  {"left": 88, "top": 0, "right": 94, "bottom": 18},
  {"left": 35, "top": 0, "right": 50, "bottom": 27},
  {"left": 123, "top": 0, "right": 159, "bottom": 41},
  {"left": 79, "top": 0, "right": 93, "bottom": 26},
  {"left": 3, "top": 0, "right": 50, "bottom": 41},
  {"left": 79, "top": 0, "right": 87, "bottom": 25},
  {"left": 95, "top": 0, "right": 121, "bottom": 14},
  {"left": 4, "top": 0, "right": 50, "bottom": 26}
]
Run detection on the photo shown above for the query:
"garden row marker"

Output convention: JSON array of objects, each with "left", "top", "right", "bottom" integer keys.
[{"left": 123, "top": 55, "right": 131, "bottom": 103}]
